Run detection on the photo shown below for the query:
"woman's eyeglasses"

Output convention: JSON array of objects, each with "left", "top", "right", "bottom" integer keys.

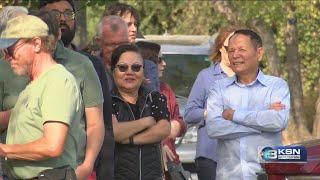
[{"left": 116, "top": 64, "right": 143, "bottom": 72}]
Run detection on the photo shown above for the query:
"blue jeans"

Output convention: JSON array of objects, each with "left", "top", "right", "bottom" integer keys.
[{"left": 195, "top": 157, "right": 217, "bottom": 180}]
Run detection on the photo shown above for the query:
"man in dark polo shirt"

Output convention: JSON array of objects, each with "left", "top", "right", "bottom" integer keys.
[{"left": 39, "top": 1, "right": 113, "bottom": 179}]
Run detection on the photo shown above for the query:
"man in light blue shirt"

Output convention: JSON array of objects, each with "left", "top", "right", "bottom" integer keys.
[{"left": 206, "top": 29, "right": 290, "bottom": 180}]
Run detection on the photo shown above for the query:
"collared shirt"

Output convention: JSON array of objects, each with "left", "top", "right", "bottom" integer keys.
[
  {"left": 206, "top": 70, "right": 290, "bottom": 180},
  {"left": 184, "top": 62, "right": 226, "bottom": 161}
]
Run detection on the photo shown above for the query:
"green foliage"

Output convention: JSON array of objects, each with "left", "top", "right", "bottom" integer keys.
[{"left": 2, "top": 0, "right": 319, "bottom": 125}]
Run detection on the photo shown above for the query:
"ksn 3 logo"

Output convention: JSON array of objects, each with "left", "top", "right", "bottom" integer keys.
[{"left": 260, "top": 146, "right": 307, "bottom": 163}]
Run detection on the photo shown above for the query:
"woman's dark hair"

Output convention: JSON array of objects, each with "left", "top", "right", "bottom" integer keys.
[
  {"left": 111, "top": 44, "right": 141, "bottom": 71},
  {"left": 104, "top": 3, "right": 140, "bottom": 27},
  {"left": 209, "top": 26, "right": 237, "bottom": 62},
  {"left": 136, "top": 41, "right": 161, "bottom": 64}
]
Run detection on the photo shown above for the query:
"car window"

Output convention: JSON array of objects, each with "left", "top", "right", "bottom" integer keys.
[{"left": 162, "top": 54, "right": 210, "bottom": 97}]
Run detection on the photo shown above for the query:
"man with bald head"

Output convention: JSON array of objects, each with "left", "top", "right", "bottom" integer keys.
[
  {"left": 96, "top": 14, "right": 159, "bottom": 91},
  {"left": 96, "top": 15, "right": 129, "bottom": 71}
]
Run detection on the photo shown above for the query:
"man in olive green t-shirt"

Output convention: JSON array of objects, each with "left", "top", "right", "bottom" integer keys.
[
  {"left": 0, "top": 8, "right": 105, "bottom": 179},
  {"left": 0, "top": 15, "right": 83, "bottom": 179}
]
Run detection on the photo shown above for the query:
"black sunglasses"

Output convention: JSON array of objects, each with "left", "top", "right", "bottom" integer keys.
[
  {"left": 116, "top": 64, "right": 143, "bottom": 72},
  {"left": 3, "top": 39, "right": 31, "bottom": 59}
]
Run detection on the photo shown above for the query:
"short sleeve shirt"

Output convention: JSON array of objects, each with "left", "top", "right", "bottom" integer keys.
[
  {"left": 6, "top": 64, "right": 83, "bottom": 179},
  {"left": 54, "top": 41, "right": 104, "bottom": 163}
]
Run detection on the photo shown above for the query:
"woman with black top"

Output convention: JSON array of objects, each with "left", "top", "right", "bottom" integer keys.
[{"left": 110, "top": 44, "right": 170, "bottom": 180}]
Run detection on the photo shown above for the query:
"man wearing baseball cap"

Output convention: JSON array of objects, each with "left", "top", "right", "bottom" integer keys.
[{"left": 0, "top": 15, "right": 82, "bottom": 179}]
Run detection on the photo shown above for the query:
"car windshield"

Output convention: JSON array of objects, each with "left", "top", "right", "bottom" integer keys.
[{"left": 161, "top": 54, "right": 211, "bottom": 97}]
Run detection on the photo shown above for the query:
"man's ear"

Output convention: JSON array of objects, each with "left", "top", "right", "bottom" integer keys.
[
  {"left": 257, "top": 47, "right": 264, "bottom": 62},
  {"left": 33, "top": 38, "right": 42, "bottom": 53}
]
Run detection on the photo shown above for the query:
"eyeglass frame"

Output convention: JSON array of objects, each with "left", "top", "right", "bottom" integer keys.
[
  {"left": 115, "top": 63, "right": 144, "bottom": 73},
  {"left": 50, "top": 9, "right": 75, "bottom": 20}
]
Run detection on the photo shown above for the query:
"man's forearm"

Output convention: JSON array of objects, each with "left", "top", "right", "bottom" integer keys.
[
  {"left": 83, "top": 122, "right": 104, "bottom": 167},
  {"left": 82, "top": 105, "right": 105, "bottom": 169},
  {"left": 0, "top": 122, "right": 68, "bottom": 161},
  {"left": 0, "top": 110, "right": 11, "bottom": 131}
]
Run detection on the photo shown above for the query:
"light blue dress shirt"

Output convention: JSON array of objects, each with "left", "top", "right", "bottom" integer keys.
[
  {"left": 206, "top": 70, "right": 290, "bottom": 180},
  {"left": 184, "top": 62, "right": 226, "bottom": 161}
]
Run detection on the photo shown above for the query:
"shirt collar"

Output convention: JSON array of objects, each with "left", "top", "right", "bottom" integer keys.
[
  {"left": 225, "top": 69, "right": 268, "bottom": 87},
  {"left": 53, "top": 40, "right": 66, "bottom": 62}
]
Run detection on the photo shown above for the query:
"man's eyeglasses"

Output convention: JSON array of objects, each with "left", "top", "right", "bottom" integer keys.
[
  {"left": 51, "top": 9, "right": 75, "bottom": 20},
  {"left": 116, "top": 64, "right": 143, "bottom": 72}
]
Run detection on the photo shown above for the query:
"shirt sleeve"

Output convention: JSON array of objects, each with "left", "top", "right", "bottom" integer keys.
[
  {"left": 232, "top": 79, "right": 290, "bottom": 132},
  {"left": 41, "top": 75, "right": 82, "bottom": 125},
  {"left": 206, "top": 81, "right": 261, "bottom": 140},
  {"left": 150, "top": 92, "right": 169, "bottom": 121},
  {"left": 184, "top": 71, "right": 206, "bottom": 126},
  {"left": 82, "top": 60, "right": 104, "bottom": 108},
  {"left": 144, "top": 60, "right": 160, "bottom": 91}
]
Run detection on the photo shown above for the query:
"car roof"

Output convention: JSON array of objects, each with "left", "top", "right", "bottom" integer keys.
[
  {"left": 136, "top": 35, "right": 216, "bottom": 55},
  {"left": 161, "top": 44, "right": 210, "bottom": 55}
]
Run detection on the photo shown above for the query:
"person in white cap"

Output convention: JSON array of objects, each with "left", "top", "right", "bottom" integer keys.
[{"left": 0, "top": 15, "right": 82, "bottom": 179}]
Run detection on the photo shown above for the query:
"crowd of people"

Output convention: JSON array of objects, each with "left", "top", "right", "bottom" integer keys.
[{"left": 0, "top": 1, "right": 290, "bottom": 180}]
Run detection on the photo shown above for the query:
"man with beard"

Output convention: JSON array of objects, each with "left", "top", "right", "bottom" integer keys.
[
  {"left": 39, "top": 1, "right": 113, "bottom": 180},
  {"left": 0, "top": 14, "right": 82, "bottom": 180},
  {"left": 104, "top": 3, "right": 160, "bottom": 91}
]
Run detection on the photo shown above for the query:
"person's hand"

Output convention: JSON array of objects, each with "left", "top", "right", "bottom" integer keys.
[
  {"left": 169, "top": 121, "right": 181, "bottom": 139},
  {"left": 75, "top": 163, "right": 93, "bottom": 180},
  {"left": 269, "top": 101, "right": 285, "bottom": 111},
  {"left": 162, "top": 145, "right": 176, "bottom": 162},
  {"left": 222, "top": 109, "right": 235, "bottom": 120}
]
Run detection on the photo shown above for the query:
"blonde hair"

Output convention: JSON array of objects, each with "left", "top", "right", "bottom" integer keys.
[{"left": 209, "top": 26, "right": 237, "bottom": 62}]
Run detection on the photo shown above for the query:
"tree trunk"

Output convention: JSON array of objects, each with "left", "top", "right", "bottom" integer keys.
[
  {"left": 284, "top": 2, "right": 311, "bottom": 142},
  {"left": 312, "top": 82, "right": 320, "bottom": 137},
  {"left": 249, "top": 19, "right": 281, "bottom": 76},
  {"left": 73, "top": 0, "right": 87, "bottom": 49},
  {"left": 211, "top": 0, "right": 240, "bottom": 26}
]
